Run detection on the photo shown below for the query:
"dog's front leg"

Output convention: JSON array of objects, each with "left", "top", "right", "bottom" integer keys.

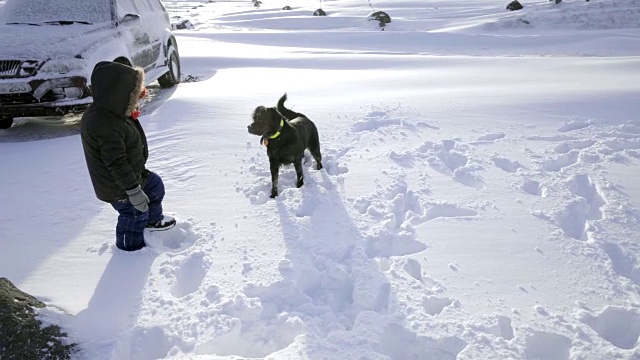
[
  {"left": 269, "top": 161, "right": 280, "bottom": 198},
  {"left": 294, "top": 159, "right": 304, "bottom": 188}
]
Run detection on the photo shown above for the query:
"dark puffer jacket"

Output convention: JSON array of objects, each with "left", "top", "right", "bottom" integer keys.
[{"left": 81, "top": 61, "right": 148, "bottom": 202}]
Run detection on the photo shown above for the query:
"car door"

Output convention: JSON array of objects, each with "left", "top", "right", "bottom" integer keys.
[
  {"left": 116, "top": 0, "right": 152, "bottom": 68},
  {"left": 137, "top": 0, "right": 163, "bottom": 70}
]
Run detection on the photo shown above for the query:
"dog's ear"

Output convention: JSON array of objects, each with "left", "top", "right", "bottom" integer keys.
[
  {"left": 252, "top": 106, "right": 265, "bottom": 119},
  {"left": 265, "top": 107, "right": 282, "bottom": 127}
]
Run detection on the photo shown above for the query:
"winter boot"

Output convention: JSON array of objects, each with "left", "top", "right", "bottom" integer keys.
[{"left": 146, "top": 215, "right": 176, "bottom": 231}]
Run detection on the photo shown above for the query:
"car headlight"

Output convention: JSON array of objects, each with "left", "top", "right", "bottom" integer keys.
[
  {"left": 19, "top": 60, "right": 41, "bottom": 77},
  {"left": 39, "top": 60, "right": 71, "bottom": 75},
  {"left": 39, "top": 59, "right": 86, "bottom": 75},
  {"left": 50, "top": 86, "right": 84, "bottom": 100}
]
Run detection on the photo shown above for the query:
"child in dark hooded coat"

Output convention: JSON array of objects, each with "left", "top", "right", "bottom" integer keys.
[{"left": 81, "top": 61, "right": 175, "bottom": 251}]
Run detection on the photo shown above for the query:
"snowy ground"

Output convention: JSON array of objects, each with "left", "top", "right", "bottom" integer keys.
[{"left": 1, "top": 0, "right": 640, "bottom": 359}]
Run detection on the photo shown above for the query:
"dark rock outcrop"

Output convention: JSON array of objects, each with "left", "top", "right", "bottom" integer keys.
[
  {"left": 172, "top": 19, "right": 194, "bottom": 30},
  {"left": 0, "top": 278, "right": 75, "bottom": 359},
  {"left": 366, "top": 11, "right": 392, "bottom": 27},
  {"left": 506, "top": 0, "right": 524, "bottom": 11}
]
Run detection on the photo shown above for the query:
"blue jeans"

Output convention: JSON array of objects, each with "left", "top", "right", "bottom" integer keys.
[{"left": 111, "top": 171, "right": 165, "bottom": 251}]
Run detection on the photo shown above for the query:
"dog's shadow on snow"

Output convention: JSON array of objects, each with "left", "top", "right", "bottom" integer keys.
[
  {"left": 270, "top": 168, "right": 398, "bottom": 335},
  {"left": 267, "top": 171, "right": 467, "bottom": 358}
]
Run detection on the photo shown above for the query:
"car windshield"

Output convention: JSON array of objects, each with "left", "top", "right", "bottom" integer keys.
[{"left": 0, "top": 0, "right": 112, "bottom": 25}]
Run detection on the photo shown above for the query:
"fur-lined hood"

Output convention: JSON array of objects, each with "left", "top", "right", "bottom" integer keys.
[{"left": 90, "top": 61, "right": 144, "bottom": 117}]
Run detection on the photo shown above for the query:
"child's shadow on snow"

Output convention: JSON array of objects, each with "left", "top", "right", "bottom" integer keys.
[{"left": 72, "top": 249, "right": 156, "bottom": 346}]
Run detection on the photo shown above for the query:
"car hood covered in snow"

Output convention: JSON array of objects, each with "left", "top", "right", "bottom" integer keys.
[{"left": 0, "top": 23, "right": 116, "bottom": 61}]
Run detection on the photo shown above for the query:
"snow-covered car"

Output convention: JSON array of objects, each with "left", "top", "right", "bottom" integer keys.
[{"left": 0, "top": 0, "right": 181, "bottom": 129}]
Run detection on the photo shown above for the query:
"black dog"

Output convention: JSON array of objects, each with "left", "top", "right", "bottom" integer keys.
[{"left": 248, "top": 93, "right": 323, "bottom": 198}]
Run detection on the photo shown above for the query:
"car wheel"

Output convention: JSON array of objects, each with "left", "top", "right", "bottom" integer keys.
[
  {"left": 0, "top": 116, "right": 14, "bottom": 129},
  {"left": 158, "top": 44, "right": 180, "bottom": 88}
]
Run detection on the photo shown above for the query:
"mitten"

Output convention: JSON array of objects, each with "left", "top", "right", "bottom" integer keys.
[{"left": 125, "top": 185, "right": 149, "bottom": 212}]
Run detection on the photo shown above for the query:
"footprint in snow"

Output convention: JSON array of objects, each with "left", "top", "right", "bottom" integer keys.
[
  {"left": 322, "top": 146, "right": 350, "bottom": 176},
  {"left": 521, "top": 179, "right": 548, "bottom": 197},
  {"left": 419, "top": 140, "right": 485, "bottom": 188},
  {"left": 600, "top": 242, "right": 640, "bottom": 285},
  {"left": 168, "top": 251, "right": 210, "bottom": 298},
  {"left": 144, "top": 218, "right": 213, "bottom": 253},
  {"left": 492, "top": 154, "right": 522, "bottom": 173},
  {"left": 554, "top": 139, "right": 596, "bottom": 154},
  {"left": 422, "top": 202, "right": 477, "bottom": 223},
  {"left": 568, "top": 174, "right": 605, "bottom": 221},
  {"left": 533, "top": 199, "right": 590, "bottom": 241},
  {"left": 403, "top": 258, "right": 423, "bottom": 282},
  {"left": 389, "top": 150, "right": 417, "bottom": 168},
  {"left": 581, "top": 305, "right": 640, "bottom": 350},
  {"left": 539, "top": 150, "right": 579, "bottom": 172},
  {"left": 378, "top": 322, "right": 467, "bottom": 360},
  {"left": 422, "top": 296, "right": 455, "bottom": 316},
  {"left": 471, "top": 132, "right": 506, "bottom": 144},
  {"left": 486, "top": 316, "right": 515, "bottom": 341},
  {"left": 524, "top": 331, "right": 572, "bottom": 360},
  {"left": 128, "top": 326, "right": 174, "bottom": 360},
  {"left": 557, "top": 120, "right": 592, "bottom": 133},
  {"left": 534, "top": 174, "right": 606, "bottom": 241}
]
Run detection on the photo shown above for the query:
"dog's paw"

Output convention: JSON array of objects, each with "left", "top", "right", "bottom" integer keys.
[
  {"left": 296, "top": 179, "right": 304, "bottom": 188},
  {"left": 270, "top": 190, "right": 278, "bottom": 198},
  {"left": 316, "top": 163, "right": 323, "bottom": 170}
]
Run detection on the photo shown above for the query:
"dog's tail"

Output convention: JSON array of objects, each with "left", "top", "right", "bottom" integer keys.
[{"left": 276, "top": 93, "right": 302, "bottom": 121}]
